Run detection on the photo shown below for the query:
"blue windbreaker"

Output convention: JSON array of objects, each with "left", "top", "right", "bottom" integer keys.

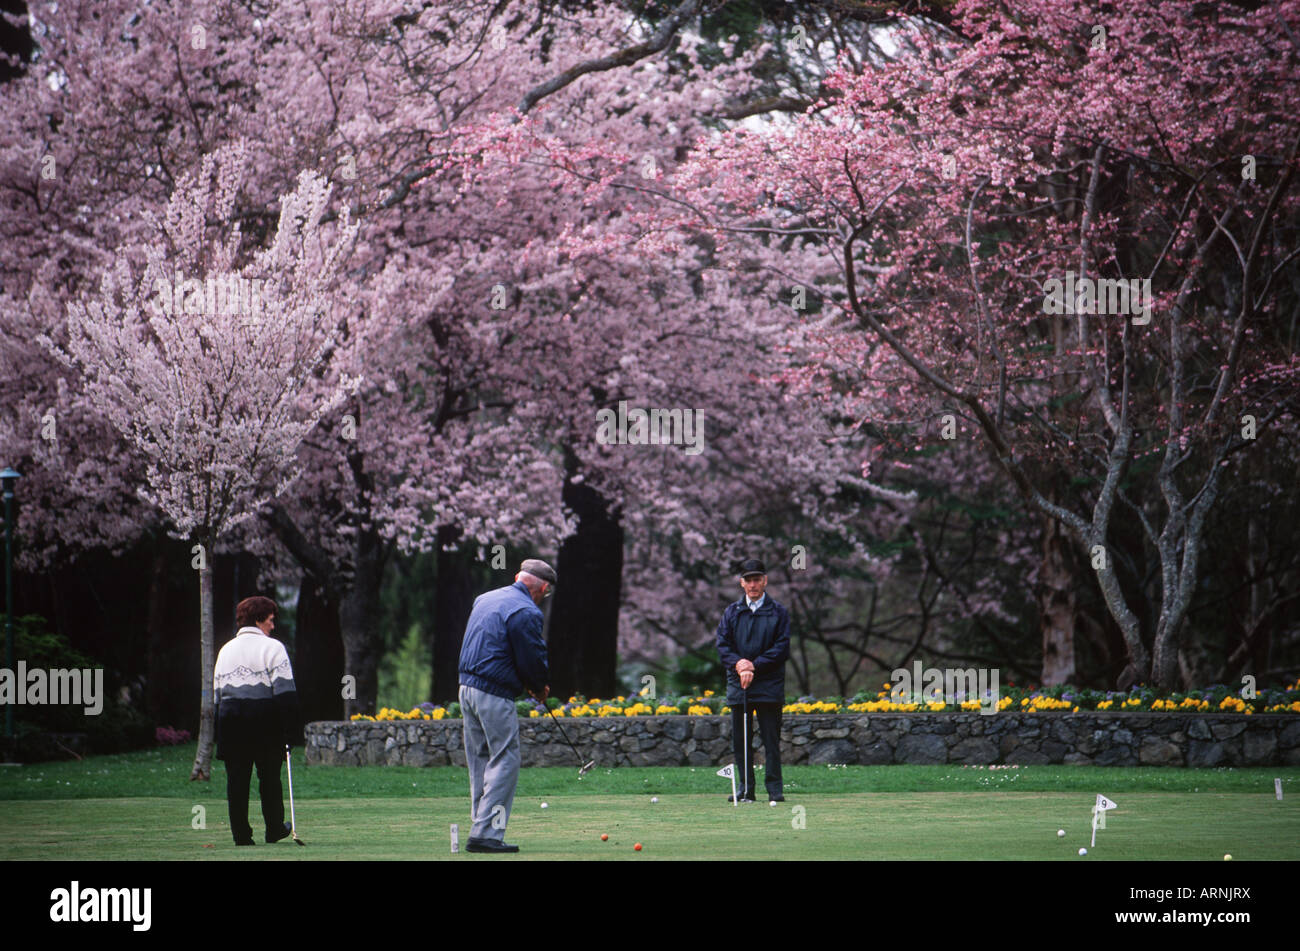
[{"left": 458, "top": 581, "right": 549, "bottom": 699}]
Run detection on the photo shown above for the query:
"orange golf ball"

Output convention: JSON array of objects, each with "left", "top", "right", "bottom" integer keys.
[
  {"left": 634, "top": 842, "right": 642, "bottom": 851},
  {"left": 601, "top": 834, "right": 608, "bottom": 841}
]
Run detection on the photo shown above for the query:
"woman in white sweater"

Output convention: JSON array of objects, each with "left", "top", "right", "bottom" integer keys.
[{"left": 214, "top": 596, "right": 301, "bottom": 846}]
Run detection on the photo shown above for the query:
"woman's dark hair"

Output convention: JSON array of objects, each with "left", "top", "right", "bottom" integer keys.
[{"left": 236, "top": 596, "right": 277, "bottom": 627}]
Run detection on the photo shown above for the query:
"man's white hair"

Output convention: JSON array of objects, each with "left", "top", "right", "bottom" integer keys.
[{"left": 517, "top": 571, "right": 548, "bottom": 590}]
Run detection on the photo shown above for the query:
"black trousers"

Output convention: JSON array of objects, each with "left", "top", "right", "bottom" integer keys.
[
  {"left": 223, "top": 746, "right": 286, "bottom": 843},
  {"left": 731, "top": 701, "right": 783, "bottom": 799}
]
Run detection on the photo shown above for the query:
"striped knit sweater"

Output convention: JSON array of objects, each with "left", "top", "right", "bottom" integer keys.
[{"left": 214, "top": 628, "right": 301, "bottom": 759}]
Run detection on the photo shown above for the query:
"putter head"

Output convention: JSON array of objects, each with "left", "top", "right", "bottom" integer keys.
[{"left": 579, "top": 760, "right": 596, "bottom": 776}]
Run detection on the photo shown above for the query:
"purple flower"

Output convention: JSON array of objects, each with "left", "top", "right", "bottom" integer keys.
[{"left": 155, "top": 726, "right": 192, "bottom": 746}]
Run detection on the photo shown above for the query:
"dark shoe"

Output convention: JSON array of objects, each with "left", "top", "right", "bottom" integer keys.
[
  {"left": 266, "top": 822, "right": 292, "bottom": 844},
  {"left": 727, "top": 794, "right": 756, "bottom": 803},
  {"left": 234, "top": 839, "right": 256, "bottom": 846},
  {"left": 466, "top": 837, "right": 519, "bottom": 853}
]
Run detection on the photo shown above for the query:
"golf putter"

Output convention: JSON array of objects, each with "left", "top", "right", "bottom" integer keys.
[
  {"left": 284, "top": 747, "right": 306, "bottom": 846},
  {"left": 545, "top": 705, "right": 595, "bottom": 775},
  {"left": 742, "top": 687, "right": 750, "bottom": 801}
]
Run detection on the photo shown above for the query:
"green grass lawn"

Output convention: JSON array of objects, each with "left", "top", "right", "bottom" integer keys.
[{"left": 1, "top": 746, "right": 1296, "bottom": 860}]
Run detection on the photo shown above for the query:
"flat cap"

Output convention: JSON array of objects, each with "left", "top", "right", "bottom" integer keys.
[
  {"left": 737, "top": 558, "right": 766, "bottom": 578},
  {"left": 520, "top": 558, "right": 557, "bottom": 586}
]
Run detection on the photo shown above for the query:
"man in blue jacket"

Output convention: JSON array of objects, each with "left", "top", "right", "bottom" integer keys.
[
  {"left": 716, "top": 559, "right": 791, "bottom": 803},
  {"left": 457, "top": 558, "right": 554, "bottom": 853}
]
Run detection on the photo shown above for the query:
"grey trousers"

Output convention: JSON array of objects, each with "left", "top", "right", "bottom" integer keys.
[{"left": 459, "top": 684, "right": 521, "bottom": 841}]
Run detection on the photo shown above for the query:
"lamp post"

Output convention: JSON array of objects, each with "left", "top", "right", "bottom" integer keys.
[{"left": 2, "top": 467, "right": 19, "bottom": 742}]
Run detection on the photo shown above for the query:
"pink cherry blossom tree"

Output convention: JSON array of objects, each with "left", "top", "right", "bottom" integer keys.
[
  {"left": 669, "top": 0, "right": 1300, "bottom": 688},
  {"left": 42, "top": 143, "right": 361, "bottom": 778}
]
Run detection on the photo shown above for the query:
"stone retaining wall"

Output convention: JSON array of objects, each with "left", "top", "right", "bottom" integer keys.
[{"left": 305, "top": 713, "right": 1300, "bottom": 768}]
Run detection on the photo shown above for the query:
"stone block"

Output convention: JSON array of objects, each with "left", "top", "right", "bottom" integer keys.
[
  {"left": 663, "top": 719, "right": 691, "bottom": 742},
  {"left": 1186, "top": 740, "right": 1225, "bottom": 767},
  {"left": 807, "top": 738, "right": 857, "bottom": 764},
  {"left": 1138, "top": 736, "right": 1183, "bottom": 766},
  {"left": 403, "top": 745, "right": 433, "bottom": 767},
  {"left": 1241, "top": 730, "right": 1276, "bottom": 766},
  {"left": 896, "top": 733, "right": 947, "bottom": 764},
  {"left": 1015, "top": 750, "right": 1055, "bottom": 765},
  {"left": 1094, "top": 744, "right": 1136, "bottom": 766},
  {"left": 857, "top": 741, "right": 894, "bottom": 765},
  {"left": 813, "top": 727, "right": 850, "bottom": 739},
  {"left": 1210, "top": 721, "right": 1247, "bottom": 740},
  {"left": 1040, "top": 741, "right": 1068, "bottom": 763},
  {"left": 949, "top": 738, "right": 997, "bottom": 764}
]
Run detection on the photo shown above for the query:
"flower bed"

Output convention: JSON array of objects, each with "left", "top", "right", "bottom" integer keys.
[{"left": 349, "top": 680, "right": 1300, "bottom": 721}]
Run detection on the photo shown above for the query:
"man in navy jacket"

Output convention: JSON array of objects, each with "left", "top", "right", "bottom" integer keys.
[
  {"left": 457, "top": 558, "right": 554, "bottom": 853},
  {"left": 716, "top": 559, "right": 791, "bottom": 803}
]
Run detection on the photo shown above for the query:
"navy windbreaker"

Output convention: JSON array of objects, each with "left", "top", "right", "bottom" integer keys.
[
  {"left": 715, "top": 596, "right": 791, "bottom": 704},
  {"left": 458, "top": 581, "right": 549, "bottom": 699}
]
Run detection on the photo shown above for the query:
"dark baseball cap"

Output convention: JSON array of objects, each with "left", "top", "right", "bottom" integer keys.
[{"left": 738, "top": 558, "right": 766, "bottom": 578}]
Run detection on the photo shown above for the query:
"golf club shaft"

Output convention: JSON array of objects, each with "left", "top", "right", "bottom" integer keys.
[
  {"left": 286, "top": 748, "right": 297, "bottom": 831},
  {"left": 743, "top": 689, "right": 748, "bottom": 797},
  {"left": 546, "top": 706, "right": 588, "bottom": 767}
]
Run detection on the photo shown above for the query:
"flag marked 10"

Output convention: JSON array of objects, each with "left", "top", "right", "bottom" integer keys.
[{"left": 718, "top": 764, "right": 736, "bottom": 807}]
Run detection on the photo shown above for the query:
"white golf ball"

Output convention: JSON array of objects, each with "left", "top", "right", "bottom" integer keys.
[
  {"left": 540, "top": 802, "right": 548, "bottom": 809},
  {"left": 770, "top": 800, "right": 777, "bottom": 807},
  {"left": 650, "top": 797, "right": 658, "bottom": 803},
  {"left": 1224, "top": 854, "right": 1232, "bottom": 861},
  {"left": 1057, "top": 829, "right": 1066, "bottom": 837},
  {"left": 1078, "top": 847, "right": 1087, "bottom": 856}
]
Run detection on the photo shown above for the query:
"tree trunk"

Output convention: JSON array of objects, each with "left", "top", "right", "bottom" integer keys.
[
  {"left": 190, "top": 544, "right": 215, "bottom": 782},
  {"left": 145, "top": 541, "right": 169, "bottom": 724},
  {"left": 432, "top": 524, "right": 474, "bottom": 704},
  {"left": 1150, "top": 454, "right": 1223, "bottom": 690},
  {"left": 339, "top": 529, "right": 386, "bottom": 717},
  {"left": 548, "top": 454, "right": 623, "bottom": 699},
  {"left": 295, "top": 575, "right": 345, "bottom": 723},
  {"left": 1039, "top": 511, "right": 1077, "bottom": 685},
  {"left": 261, "top": 503, "right": 389, "bottom": 716}
]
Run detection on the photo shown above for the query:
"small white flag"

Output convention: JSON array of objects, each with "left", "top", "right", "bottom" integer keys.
[
  {"left": 720, "top": 763, "right": 739, "bottom": 807},
  {"left": 1090, "top": 794, "right": 1117, "bottom": 848}
]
